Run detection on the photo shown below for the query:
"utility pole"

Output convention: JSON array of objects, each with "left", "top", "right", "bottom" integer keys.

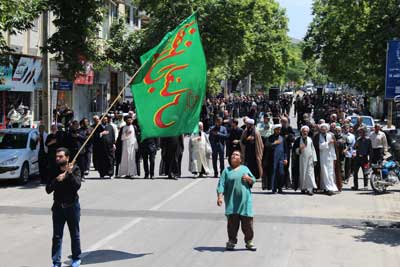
[
  {"left": 41, "top": 11, "right": 51, "bottom": 130},
  {"left": 248, "top": 74, "right": 252, "bottom": 95}
]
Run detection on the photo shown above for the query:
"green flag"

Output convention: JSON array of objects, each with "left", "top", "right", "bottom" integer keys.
[{"left": 131, "top": 12, "right": 207, "bottom": 140}]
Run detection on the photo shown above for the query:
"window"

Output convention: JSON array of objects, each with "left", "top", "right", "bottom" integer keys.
[
  {"left": 0, "top": 133, "right": 28, "bottom": 149},
  {"left": 125, "top": 6, "right": 131, "bottom": 25},
  {"left": 111, "top": 3, "right": 118, "bottom": 21},
  {"left": 132, "top": 7, "right": 139, "bottom": 27},
  {"left": 31, "top": 19, "right": 39, "bottom": 32}
]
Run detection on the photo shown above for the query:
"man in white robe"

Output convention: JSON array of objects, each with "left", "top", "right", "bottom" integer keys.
[
  {"left": 313, "top": 123, "right": 338, "bottom": 195},
  {"left": 292, "top": 126, "right": 317, "bottom": 195},
  {"left": 189, "top": 122, "right": 212, "bottom": 178},
  {"left": 118, "top": 117, "right": 138, "bottom": 178}
]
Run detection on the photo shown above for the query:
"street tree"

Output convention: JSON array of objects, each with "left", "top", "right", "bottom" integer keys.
[
  {"left": 106, "top": 0, "right": 290, "bottom": 94},
  {"left": 0, "top": 0, "right": 46, "bottom": 62},
  {"left": 303, "top": 0, "right": 400, "bottom": 95}
]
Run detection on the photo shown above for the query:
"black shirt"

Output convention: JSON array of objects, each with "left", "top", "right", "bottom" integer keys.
[{"left": 46, "top": 165, "right": 81, "bottom": 205}]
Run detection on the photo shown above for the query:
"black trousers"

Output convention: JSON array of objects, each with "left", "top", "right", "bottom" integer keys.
[
  {"left": 371, "top": 148, "right": 384, "bottom": 164},
  {"left": 84, "top": 150, "right": 92, "bottom": 172},
  {"left": 344, "top": 157, "right": 352, "bottom": 181},
  {"left": 77, "top": 155, "right": 86, "bottom": 179},
  {"left": 227, "top": 214, "right": 254, "bottom": 244},
  {"left": 51, "top": 201, "right": 81, "bottom": 265},
  {"left": 142, "top": 152, "right": 156, "bottom": 177},
  {"left": 212, "top": 147, "right": 225, "bottom": 176},
  {"left": 353, "top": 156, "right": 369, "bottom": 188},
  {"left": 136, "top": 151, "right": 141, "bottom": 176},
  {"left": 39, "top": 156, "right": 47, "bottom": 183}
]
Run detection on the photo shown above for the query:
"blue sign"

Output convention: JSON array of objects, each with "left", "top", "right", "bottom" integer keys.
[
  {"left": 385, "top": 40, "right": 400, "bottom": 99},
  {"left": 53, "top": 81, "right": 73, "bottom": 91}
]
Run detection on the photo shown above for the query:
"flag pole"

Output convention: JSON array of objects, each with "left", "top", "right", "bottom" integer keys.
[{"left": 71, "top": 61, "right": 148, "bottom": 165}]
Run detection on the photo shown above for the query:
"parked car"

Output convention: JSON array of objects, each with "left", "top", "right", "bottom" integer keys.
[
  {"left": 0, "top": 128, "right": 39, "bottom": 183},
  {"left": 282, "top": 88, "right": 294, "bottom": 96},
  {"left": 347, "top": 115, "right": 375, "bottom": 132}
]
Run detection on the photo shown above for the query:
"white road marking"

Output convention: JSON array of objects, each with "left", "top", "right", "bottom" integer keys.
[{"left": 84, "top": 178, "right": 204, "bottom": 255}]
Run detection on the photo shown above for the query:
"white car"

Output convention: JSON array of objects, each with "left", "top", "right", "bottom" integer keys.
[
  {"left": 347, "top": 115, "right": 375, "bottom": 132},
  {"left": 0, "top": 128, "right": 40, "bottom": 183}
]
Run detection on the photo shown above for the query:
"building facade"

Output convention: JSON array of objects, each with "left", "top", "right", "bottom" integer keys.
[{"left": 0, "top": 0, "right": 143, "bottom": 128}]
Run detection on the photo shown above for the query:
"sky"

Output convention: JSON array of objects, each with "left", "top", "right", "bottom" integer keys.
[{"left": 276, "top": 0, "right": 314, "bottom": 40}]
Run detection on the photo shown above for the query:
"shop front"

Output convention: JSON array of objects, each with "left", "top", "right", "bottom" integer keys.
[{"left": 0, "top": 55, "right": 42, "bottom": 128}]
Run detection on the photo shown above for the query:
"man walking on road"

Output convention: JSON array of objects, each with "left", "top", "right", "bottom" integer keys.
[
  {"left": 292, "top": 126, "right": 317, "bottom": 195},
  {"left": 352, "top": 127, "right": 372, "bottom": 190},
  {"left": 217, "top": 150, "right": 257, "bottom": 251},
  {"left": 209, "top": 117, "right": 228, "bottom": 178},
  {"left": 93, "top": 116, "right": 116, "bottom": 178},
  {"left": 46, "top": 148, "right": 82, "bottom": 267}
]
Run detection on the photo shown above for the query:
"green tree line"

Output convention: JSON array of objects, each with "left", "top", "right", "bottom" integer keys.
[
  {"left": 0, "top": 0, "right": 306, "bottom": 94},
  {"left": 303, "top": 0, "right": 400, "bottom": 95}
]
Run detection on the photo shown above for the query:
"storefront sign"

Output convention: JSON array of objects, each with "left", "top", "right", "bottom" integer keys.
[
  {"left": 385, "top": 40, "right": 400, "bottom": 99},
  {"left": 0, "top": 64, "right": 13, "bottom": 90},
  {"left": 0, "top": 56, "right": 42, "bottom": 92},
  {"left": 53, "top": 81, "right": 73, "bottom": 91},
  {"left": 11, "top": 57, "right": 42, "bottom": 92}
]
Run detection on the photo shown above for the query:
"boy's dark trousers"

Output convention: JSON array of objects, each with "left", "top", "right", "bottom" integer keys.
[{"left": 227, "top": 214, "right": 254, "bottom": 244}]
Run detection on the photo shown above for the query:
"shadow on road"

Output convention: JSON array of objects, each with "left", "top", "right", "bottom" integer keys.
[
  {"left": 66, "top": 250, "right": 152, "bottom": 265},
  {"left": 0, "top": 177, "right": 42, "bottom": 189},
  {"left": 337, "top": 222, "right": 400, "bottom": 247},
  {"left": 194, "top": 246, "right": 247, "bottom": 252}
]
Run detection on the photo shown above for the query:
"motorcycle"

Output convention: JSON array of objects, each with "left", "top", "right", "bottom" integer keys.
[{"left": 369, "top": 158, "right": 400, "bottom": 194}]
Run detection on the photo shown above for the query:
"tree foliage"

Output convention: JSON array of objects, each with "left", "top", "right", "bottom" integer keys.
[
  {"left": 106, "top": 0, "right": 290, "bottom": 94},
  {"left": 42, "top": 0, "right": 104, "bottom": 80},
  {"left": 0, "top": 0, "right": 46, "bottom": 60},
  {"left": 285, "top": 42, "right": 306, "bottom": 87},
  {"left": 303, "top": 0, "right": 400, "bottom": 95}
]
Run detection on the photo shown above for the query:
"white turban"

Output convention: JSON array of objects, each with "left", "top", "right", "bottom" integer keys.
[
  {"left": 246, "top": 119, "right": 255, "bottom": 125},
  {"left": 272, "top": 124, "right": 282, "bottom": 130},
  {"left": 300, "top": 125, "right": 310, "bottom": 132},
  {"left": 320, "top": 123, "right": 330, "bottom": 130}
]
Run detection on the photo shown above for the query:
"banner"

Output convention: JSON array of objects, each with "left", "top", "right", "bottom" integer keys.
[
  {"left": 0, "top": 56, "right": 42, "bottom": 92},
  {"left": 385, "top": 40, "right": 400, "bottom": 99},
  {"left": 131, "top": 12, "right": 207, "bottom": 140}
]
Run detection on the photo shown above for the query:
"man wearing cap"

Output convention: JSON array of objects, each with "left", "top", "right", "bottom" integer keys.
[
  {"left": 313, "top": 123, "right": 338, "bottom": 195},
  {"left": 263, "top": 124, "right": 287, "bottom": 193},
  {"left": 241, "top": 118, "right": 264, "bottom": 180}
]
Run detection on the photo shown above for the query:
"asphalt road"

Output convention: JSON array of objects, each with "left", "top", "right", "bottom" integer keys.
[{"left": 1, "top": 108, "right": 400, "bottom": 267}]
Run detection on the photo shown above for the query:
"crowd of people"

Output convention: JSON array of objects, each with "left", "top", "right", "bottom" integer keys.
[
  {"left": 36, "top": 92, "right": 389, "bottom": 196},
  {"left": 41, "top": 91, "right": 392, "bottom": 264}
]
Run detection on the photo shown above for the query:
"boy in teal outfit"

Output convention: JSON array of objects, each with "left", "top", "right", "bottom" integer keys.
[{"left": 217, "top": 150, "right": 257, "bottom": 251}]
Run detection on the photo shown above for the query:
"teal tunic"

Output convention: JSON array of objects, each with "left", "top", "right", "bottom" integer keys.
[{"left": 217, "top": 165, "right": 256, "bottom": 217}]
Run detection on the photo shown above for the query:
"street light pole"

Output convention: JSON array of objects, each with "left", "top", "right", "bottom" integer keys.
[{"left": 41, "top": 11, "right": 51, "bottom": 130}]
